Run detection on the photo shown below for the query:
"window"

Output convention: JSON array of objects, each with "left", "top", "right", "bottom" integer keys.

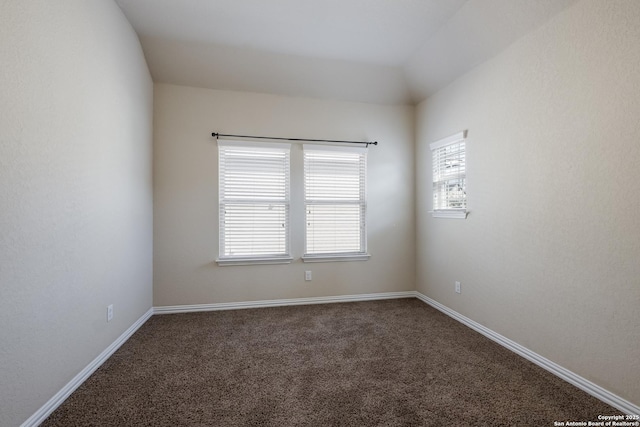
[
  {"left": 217, "top": 141, "right": 292, "bottom": 265},
  {"left": 430, "top": 131, "right": 467, "bottom": 219},
  {"left": 303, "top": 145, "right": 369, "bottom": 261}
]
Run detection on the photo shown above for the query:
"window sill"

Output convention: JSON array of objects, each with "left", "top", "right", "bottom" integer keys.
[
  {"left": 216, "top": 256, "right": 293, "bottom": 266},
  {"left": 302, "top": 254, "right": 371, "bottom": 263},
  {"left": 432, "top": 210, "right": 468, "bottom": 219}
]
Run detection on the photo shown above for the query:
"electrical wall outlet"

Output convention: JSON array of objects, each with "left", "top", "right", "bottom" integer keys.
[
  {"left": 455, "top": 281, "right": 461, "bottom": 294},
  {"left": 107, "top": 304, "right": 113, "bottom": 322},
  {"left": 305, "top": 271, "right": 312, "bottom": 281}
]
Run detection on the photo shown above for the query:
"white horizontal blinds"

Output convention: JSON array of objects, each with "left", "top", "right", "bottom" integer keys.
[
  {"left": 304, "top": 145, "right": 367, "bottom": 255},
  {"left": 218, "top": 141, "right": 290, "bottom": 258},
  {"left": 430, "top": 131, "right": 466, "bottom": 211}
]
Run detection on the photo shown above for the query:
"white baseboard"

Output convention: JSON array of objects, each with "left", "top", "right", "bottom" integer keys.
[
  {"left": 414, "top": 292, "right": 639, "bottom": 416},
  {"left": 154, "top": 291, "right": 416, "bottom": 314},
  {"left": 21, "top": 308, "right": 154, "bottom": 427}
]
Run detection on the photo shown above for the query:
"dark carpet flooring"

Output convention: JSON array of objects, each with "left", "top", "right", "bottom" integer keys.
[{"left": 42, "top": 298, "right": 620, "bottom": 426}]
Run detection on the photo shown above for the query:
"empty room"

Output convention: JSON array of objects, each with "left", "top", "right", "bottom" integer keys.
[{"left": 1, "top": 0, "right": 639, "bottom": 426}]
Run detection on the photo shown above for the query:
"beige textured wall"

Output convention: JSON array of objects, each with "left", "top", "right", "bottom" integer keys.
[
  {"left": 0, "top": 1, "right": 153, "bottom": 425},
  {"left": 416, "top": 0, "right": 640, "bottom": 406},
  {"left": 153, "top": 84, "right": 415, "bottom": 306}
]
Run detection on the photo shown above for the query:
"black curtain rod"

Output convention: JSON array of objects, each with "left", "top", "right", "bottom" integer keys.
[{"left": 212, "top": 132, "right": 378, "bottom": 147}]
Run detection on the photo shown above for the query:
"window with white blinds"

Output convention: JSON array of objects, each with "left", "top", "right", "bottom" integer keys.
[
  {"left": 303, "top": 145, "right": 368, "bottom": 259},
  {"left": 430, "top": 131, "right": 467, "bottom": 219},
  {"left": 217, "top": 141, "right": 291, "bottom": 264}
]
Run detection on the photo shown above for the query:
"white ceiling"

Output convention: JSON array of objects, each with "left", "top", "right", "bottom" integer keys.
[{"left": 116, "top": 0, "right": 577, "bottom": 104}]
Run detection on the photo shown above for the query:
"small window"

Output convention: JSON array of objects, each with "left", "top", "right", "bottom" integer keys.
[
  {"left": 430, "top": 131, "right": 467, "bottom": 219},
  {"left": 217, "top": 141, "right": 292, "bottom": 265},
  {"left": 303, "top": 145, "right": 369, "bottom": 262}
]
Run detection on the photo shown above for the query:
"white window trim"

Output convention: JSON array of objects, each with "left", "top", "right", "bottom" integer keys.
[
  {"left": 432, "top": 210, "right": 468, "bottom": 219},
  {"left": 217, "top": 256, "right": 293, "bottom": 266},
  {"left": 303, "top": 144, "right": 369, "bottom": 260},
  {"left": 302, "top": 253, "right": 370, "bottom": 263},
  {"left": 429, "top": 130, "right": 468, "bottom": 219},
  {"left": 216, "top": 140, "right": 291, "bottom": 266}
]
